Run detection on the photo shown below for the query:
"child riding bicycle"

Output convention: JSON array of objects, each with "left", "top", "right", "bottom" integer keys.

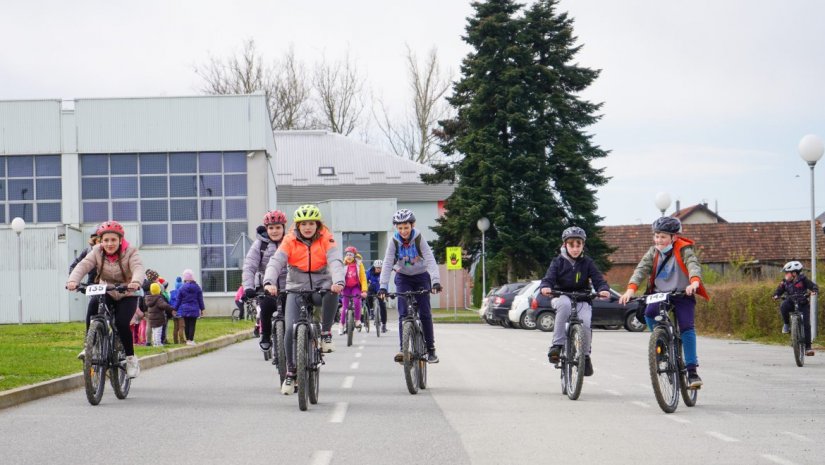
[
  {"left": 772, "top": 261, "right": 817, "bottom": 356},
  {"left": 263, "top": 204, "right": 344, "bottom": 395},
  {"left": 542, "top": 227, "right": 611, "bottom": 377},
  {"left": 338, "top": 246, "right": 368, "bottom": 335},
  {"left": 366, "top": 260, "right": 387, "bottom": 333},
  {"left": 619, "top": 216, "right": 708, "bottom": 389},
  {"left": 66, "top": 220, "right": 146, "bottom": 379},
  {"left": 378, "top": 209, "right": 442, "bottom": 363}
]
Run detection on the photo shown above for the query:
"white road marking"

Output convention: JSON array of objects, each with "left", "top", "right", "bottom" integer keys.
[
  {"left": 604, "top": 389, "right": 622, "bottom": 396},
  {"left": 705, "top": 431, "right": 739, "bottom": 443},
  {"left": 341, "top": 376, "right": 355, "bottom": 389},
  {"left": 350, "top": 362, "right": 359, "bottom": 369},
  {"left": 584, "top": 380, "right": 599, "bottom": 386},
  {"left": 358, "top": 345, "right": 364, "bottom": 350},
  {"left": 666, "top": 416, "right": 690, "bottom": 424},
  {"left": 781, "top": 431, "right": 812, "bottom": 442},
  {"left": 631, "top": 401, "right": 650, "bottom": 408},
  {"left": 309, "top": 450, "right": 334, "bottom": 465},
  {"left": 610, "top": 374, "right": 625, "bottom": 380},
  {"left": 329, "top": 402, "right": 348, "bottom": 423},
  {"left": 355, "top": 352, "right": 363, "bottom": 358},
  {"left": 761, "top": 454, "right": 799, "bottom": 465}
]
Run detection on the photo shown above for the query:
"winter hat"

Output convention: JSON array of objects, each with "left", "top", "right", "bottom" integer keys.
[
  {"left": 174, "top": 276, "right": 183, "bottom": 290},
  {"left": 158, "top": 277, "right": 169, "bottom": 289},
  {"left": 150, "top": 283, "right": 161, "bottom": 295},
  {"left": 146, "top": 269, "right": 159, "bottom": 282},
  {"left": 182, "top": 269, "right": 194, "bottom": 281}
]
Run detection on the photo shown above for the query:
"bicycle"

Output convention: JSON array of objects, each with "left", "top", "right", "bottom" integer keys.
[
  {"left": 75, "top": 283, "right": 131, "bottom": 406},
  {"left": 643, "top": 291, "right": 697, "bottom": 414},
  {"left": 781, "top": 296, "right": 807, "bottom": 367},
  {"left": 360, "top": 294, "right": 371, "bottom": 334},
  {"left": 549, "top": 291, "right": 596, "bottom": 401},
  {"left": 368, "top": 293, "right": 382, "bottom": 338},
  {"left": 386, "top": 290, "right": 430, "bottom": 395},
  {"left": 231, "top": 297, "right": 258, "bottom": 324},
  {"left": 345, "top": 296, "right": 355, "bottom": 347},
  {"left": 281, "top": 289, "right": 328, "bottom": 411},
  {"left": 268, "top": 292, "right": 287, "bottom": 383}
]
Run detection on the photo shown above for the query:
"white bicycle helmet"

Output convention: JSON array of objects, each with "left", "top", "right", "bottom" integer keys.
[
  {"left": 782, "top": 261, "right": 803, "bottom": 273},
  {"left": 373, "top": 260, "right": 383, "bottom": 268}
]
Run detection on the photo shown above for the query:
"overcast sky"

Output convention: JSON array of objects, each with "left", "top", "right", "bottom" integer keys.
[{"left": 2, "top": 0, "right": 825, "bottom": 225}]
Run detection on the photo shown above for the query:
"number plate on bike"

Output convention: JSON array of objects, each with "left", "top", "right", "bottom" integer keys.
[
  {"left": 645, "top": 293, "right": 668, "bottom": 305},
  {"left": 86, "top": 284, "right": 107, "bottom": 296}
]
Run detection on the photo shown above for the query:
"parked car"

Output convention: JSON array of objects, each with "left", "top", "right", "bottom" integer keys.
[
  {"left": 479, "top": 286, "right": 500, "bottom": 324},
  {"left": 527, "top": 288, "right": 646, "bottom": 333},
  {"left": 485, "top": 282, "right": 530, "bottom": 327},
  {"left": 508, "top": 280, "right": 542, "bottom": 329}
]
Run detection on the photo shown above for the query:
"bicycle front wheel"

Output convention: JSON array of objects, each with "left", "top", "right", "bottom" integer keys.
[
  {"left": 791, "top": 314, "right": 805, "bottom": 367},
  {"left": 565, "top": 324, "right": 585, "bottom": 400},
  {"left": 402, "top": 321, "right": 420, "bottom": 394},
  {"left": 347, "top": 310, "right": 354, "bottom": 347},
  {"left": 83, "top": 321, "right": 107, "bottom": 406},
  {"left": 375, "top": 307, "right": 382, "bottom": 338},
  {"left": 231, "top": 308, "right": 241, "bottom": 322},
  {"left": 109, "top": 336, "right": 131, "bottom": 400},
  {"left": 296, "top": 325, "right": 309, "bottom": 411},
  {"left": 649, "top": 327, "right": 679, "bottom": 413},
  {"left": 274, "top": 320, "right": 287, "bottom": 384}
]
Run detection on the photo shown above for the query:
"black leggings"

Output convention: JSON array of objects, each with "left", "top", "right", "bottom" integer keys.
[
  {"left": 781, "top": 299, "right": 813, "bottom": 349},
  {"left": 184, "top": 317, "right": 198, "bottom": 341},
  {"left": 85, "top": 295, "right": 139, "bottom": 356},
  {"left": 365, "top": 294, "right": 387, "bottom": 325},
  {"left": 258, "top": 294, "right": 286, "bottom": 343}
]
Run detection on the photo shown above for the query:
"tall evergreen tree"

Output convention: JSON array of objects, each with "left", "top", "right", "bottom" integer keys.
[{"left": 425, "top": 0, "right": 610, "bottom": 283}]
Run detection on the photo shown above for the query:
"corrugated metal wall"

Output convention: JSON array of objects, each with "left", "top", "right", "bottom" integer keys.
[
  {"left": 0, "top": 227, "right": 65, "bottom": 323},
  {"left": 0, "top": 100, "right": 62, "bottom": 155}
]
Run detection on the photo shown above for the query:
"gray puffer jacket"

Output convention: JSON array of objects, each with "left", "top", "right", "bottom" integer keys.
[{"left": 242, "top": 226, "right": 286, "bottom": 290}]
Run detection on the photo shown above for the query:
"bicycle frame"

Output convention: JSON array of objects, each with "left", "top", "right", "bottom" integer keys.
[{"left": 649, "top": 293, "right": 688, "bottom": 378}]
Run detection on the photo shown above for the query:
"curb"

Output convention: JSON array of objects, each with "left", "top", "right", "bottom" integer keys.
[{"left": 0, "top": 330, "right": 253, "bottom": 411}]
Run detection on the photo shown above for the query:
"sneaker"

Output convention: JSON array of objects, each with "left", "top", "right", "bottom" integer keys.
[
  {"left": 782, "top": 324, "right": 790, "bottom": 334},
  {"left": 356, "top": 321, "right": 362, "bottom": 329},
  {"left": 77, "top": 349, "right": 86, "bottom": 360},
  {"left": 125, "top": 356, "right": 140, "bottom": 379},
  {"left": 186, "top": 340, "right": 196, "bottom": 346},
  {"left": 338, "top": 327, "right": 345, "bottom": 336},
  {"left": 394, "top": 352, "right": 404, "bottom": 363},
  {"left": 548, "top": 345, "right": 562, "bottom": 364},
  {"left": 584, "top": 356, "right": 594, "bottom": 377},
  {"left": 805, "top": 348, "right": 815, "bottom": 356},
  {"left": 253, "top": 327, "right": 260, "bottom": 337},
  {"left": 259, "top": 341, "right": 272, "bottom": 352},
  {"left": 427, "top": 349, "right": 439, "bottom": 364},
  {"left": 320, "top": 333, "right": 335, "bottom": 353},
  {"left": 281, "top": 375, "right": 296, "bottom": 395},
  {"left": 382, "top": 324, "right": 387, "bottom": 333},
  {"left": 687, "top": 370, "right": 703, "bottom": 389}
]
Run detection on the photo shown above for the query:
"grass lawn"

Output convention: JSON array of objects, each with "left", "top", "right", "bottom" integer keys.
[
  {"left": 432, "top": 308, "right": 483, "bottom": 324},
  {"left": 0, "top": 317, "right": 254, "bottom": 392}
]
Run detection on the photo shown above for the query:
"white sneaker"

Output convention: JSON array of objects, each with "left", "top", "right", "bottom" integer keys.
[
  {"left": 338, "top": 327, "right": 345, "bottom": 336},
  {"left": 281, "top": 376, "right": 295, "bottom": 395},
  {"left": 77, "top": 349, "right": 86, "bottom": 360},
  {"left": 320, "top": 334, "right": 335, "bottom": 353},
  {"left": 186, "top": 341, "right": 196, "bottom": 346},
  {"left": 125, "top": 356, "right": 140, "bottom": 379}
]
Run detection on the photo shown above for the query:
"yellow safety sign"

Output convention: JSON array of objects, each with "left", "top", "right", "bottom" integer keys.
[{"left": 446, "top": 247, "right": 463, "bottom": 270}]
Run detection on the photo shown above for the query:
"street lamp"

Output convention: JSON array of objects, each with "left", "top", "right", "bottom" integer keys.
[
  {"left": 477, "top": 217, "right": 490, "bottom": 299},
  {"left": 11, "top": 217, "right": 26, "bottom": 325},
  {"left": 799, "top": 134, "right": 824, "bottom": 340},
  {"left": 654, "top": 192, "right": 672, "bottom": 217}
]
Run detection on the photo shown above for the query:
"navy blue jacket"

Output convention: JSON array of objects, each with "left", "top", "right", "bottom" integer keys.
[
  {"left": 773, "top": 273, "right": 818, "bottom": 303},
  {"left": 539, "top": 252, "right": 609, "bottom": 294}
]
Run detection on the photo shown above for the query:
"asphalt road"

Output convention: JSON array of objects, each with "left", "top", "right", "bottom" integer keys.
[{"left": 1, "top": 322, "right": 822, "bottom": 465}]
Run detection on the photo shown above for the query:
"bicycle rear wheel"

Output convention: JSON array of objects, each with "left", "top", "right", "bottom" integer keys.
[
  {"left": 416, "top": 330, "right": 427, "bottom": 390},
  {"left": 565, "top": 324, "right": 585, "bottom": 400},
  {"left": 231, "top": 308, "right": 241, "bottom": 322},
  {"left": 274, "top": 320, "right": 287, "bottom": 384},
  {"left": 649, "top": 327, "right": 679, "bottom": 413},
  {"left": 83, "top": 321, "right": 107, "bottom": 406},
  {"left": 109, "top": 336, "right": 131, "bottom": 400},
  {"left": 402, "top": 321, "right": 420, "bottom": 394},
  {"left": 308, "top": 337, "right": 320, "bottom": 405},
  {"left": 347, "top": 310, "right": 354, "bottom": 347},
  {"left": 791, "top": 314, "right": 805, "bottom": 367},
  {"left": 296, "top": 325, "right": 309, "bottom": 411}
]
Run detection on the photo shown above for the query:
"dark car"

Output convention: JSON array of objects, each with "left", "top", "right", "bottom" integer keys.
[
  {"left": 528, "top": 288, "right": 646, "bottom": 333},
  {"left": 485, "top": 282, "right": 530, "bottom": 327}
]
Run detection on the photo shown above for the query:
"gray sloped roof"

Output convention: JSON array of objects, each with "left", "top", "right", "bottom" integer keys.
[{"left": 273, "top": 130, "right": 434, "bottom": 186}]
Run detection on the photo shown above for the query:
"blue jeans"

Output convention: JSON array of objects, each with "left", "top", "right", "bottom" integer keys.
[{"left": 395, "top": 272, "right": 434, "bottom": 351}]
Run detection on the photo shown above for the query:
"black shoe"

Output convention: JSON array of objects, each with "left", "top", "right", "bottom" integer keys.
[
  {"left": 381, "top": 324, "right": 387, "bottom": 333},
  {"left": 584, "top": 356, "right": 594, "bottom": 377},
  {"left": 253, "top": 328, "right": 260, "bottom": 338},
  {"left": 427, "top": 349, "right": 439, "bottom": 364},
  {"left": 548, "top": 345, "right": 562, "bottom": 363},
  {"left": 687, "top": 370, "right": 703, "bottom": 389}
]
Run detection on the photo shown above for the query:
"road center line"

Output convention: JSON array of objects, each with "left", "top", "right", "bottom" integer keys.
[
  {"left": 631, "top": 401, "right": 650, "bottom": 408},
  {"left": 329, "top": 402, "right": 348, "bottom": 423},
  {"left": 355, "top": 352, "right": 363, "bottom": 358},
  {"left": 761, "top": 454, "right": 799, "bottom": 465},
  {"left": 666, "top": 416, "right": 690, "bottom": 424},
  {"left": 341, "top": 376, "right": 355, "bottom": 389},
  {"left": 350, "top": 362, "right": 359, "bottom": 369},
  {"left": 705, "top": 431, "right": 739, "bottom": 443},
  {"left": 604, "top": 389, "right": 622, "bottom": 396},
  {"left": 781, "top": 431, "right": 812, "bottom": 442},
  {"left": 309, "top": 450, "right": 334, "bottom": 465}
]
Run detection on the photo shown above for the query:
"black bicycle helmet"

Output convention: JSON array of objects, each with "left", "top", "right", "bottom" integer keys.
[
  {"left": 652, "top": 216, "right": 682, "bottom": 234},
  {"left": 561, "top": 226, "right": 587, "bottom": 242}
]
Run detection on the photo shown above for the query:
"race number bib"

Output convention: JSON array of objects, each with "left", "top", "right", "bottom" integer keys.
[
  {"left": 85, "top": 283, "right": 107, "bottom": 296},
  {"left": 645, "top": 293, "right": 668, "bottom": 305}
]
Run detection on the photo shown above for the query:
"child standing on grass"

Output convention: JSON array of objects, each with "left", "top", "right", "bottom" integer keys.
[
  {"left": 145, "top": 283, "right": 175, "bottom": 347},
  {"left": 169, "top": 277, "right": 185, "bottom": 344},
  {"left": 175, "top": 269, "right": 205, "bottom": 345}
]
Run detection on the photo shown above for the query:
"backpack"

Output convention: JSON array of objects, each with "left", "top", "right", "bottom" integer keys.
[{"left": 392, "top": 234, "right": 424, "bottom": 261}]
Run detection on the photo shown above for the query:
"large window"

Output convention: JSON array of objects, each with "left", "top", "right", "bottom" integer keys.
[
  {"left": 342, "top": 232, "right": 379, "bottom": 263},
  {"left": 80, "top": 152, "right": 247, "bottom": 293},
  {"left": 0, "top": 155, "right": 62, "bottom": 223}
]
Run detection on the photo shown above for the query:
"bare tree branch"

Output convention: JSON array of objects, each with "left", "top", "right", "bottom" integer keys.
[{"left": 313, "top": 53, "right": 365, "bottom": 136}]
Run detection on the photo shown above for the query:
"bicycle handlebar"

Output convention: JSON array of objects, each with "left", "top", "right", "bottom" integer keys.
[
  {"left": 548, "top": 290, "right": 600, "bottom": 300},
  {"left": 73, "top": 283, "right": 129, "bottom": 293},
  {"left": 281, "top": 288, "right": 332, "bottom": 297},
  {"left": 384, "top": 289, "right": 431, "bottom": 299}
]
